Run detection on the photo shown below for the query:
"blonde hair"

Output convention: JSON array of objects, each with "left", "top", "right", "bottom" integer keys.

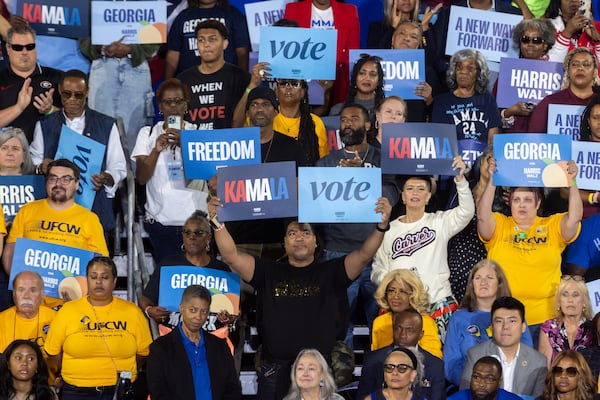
[
  {"left": 562, "top": 48, "right": 600, "bottom": 89},
  {"left": 554, "top": 277, "right": 592, "bottom": 321},
  {"left": 374, "top": 269, "right": 430, "bottom": 313}
]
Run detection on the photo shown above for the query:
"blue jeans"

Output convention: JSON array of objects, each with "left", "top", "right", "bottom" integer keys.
[
  {"left": 322, "top": 250, "right": 379, "bottom": 350},
  {"left": 88, "top": 58, "right": 154, "bottom": 153}
]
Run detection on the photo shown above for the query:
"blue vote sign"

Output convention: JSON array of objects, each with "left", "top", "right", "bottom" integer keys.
[
  {"left": 55, "top": 125, "right": 106, "bottom": 210},
  {"left": 349, "top": 49, "right": 426, "bottom": 100},
  {"left": 17, "top": 0, "right": 89, "bottom": 38},
  {"left": 298, "top": 167, "right": 382, "bottom": 223},
  {"left": 547, "top": 104, "right": 586, "bottom": 140},
  {"left": 9, "top": 238, "right": 98, "bottom": 299},
  {"left": 216, "top": 161, "right": 298, "bottom": 221},
  {"left": 493, "top": 134, "right": 573, "bottom": 187},
  {"left": 158, "top": 266, "right": 241, "bottom": 314},
  {"left": 0, "top": 176, "right": 46, "bottom": 225},
  {"left": 258, "top": 26, "right": 337, "bottom": 80},
  {"left": 180, "top": 128, "right": 261, "bottom": 180},
  {"left": 572, "top": 141, "right": 600, "bottom": 191},
  {"left": 381, "top": 123, "right": 458, "bottom": 175}
]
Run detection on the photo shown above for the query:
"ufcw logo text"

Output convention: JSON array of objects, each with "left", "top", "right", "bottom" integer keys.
[{"left": 39, "top": 221, "right": 81, "bottom": 234}]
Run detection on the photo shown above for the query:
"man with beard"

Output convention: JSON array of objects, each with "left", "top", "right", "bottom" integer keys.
[
  {"left": 450, "top": 357, "right": 522, "bottom": 400},
  {"left": 315, "top": 103, "right": 399, "bottom": 376},
  {"left": 2, "top": 159, "right": 108, "bottom": 279}
]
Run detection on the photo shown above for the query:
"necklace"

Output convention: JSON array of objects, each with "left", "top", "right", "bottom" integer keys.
[
  {"left": 262, "top": 134, "right": 275, "bottom": 162},
  {"left": 343, "top": 146, "right": 369, "bottom": 163},
  {"left": 277, "top": 114, "right": 300, "bottom": 134}
]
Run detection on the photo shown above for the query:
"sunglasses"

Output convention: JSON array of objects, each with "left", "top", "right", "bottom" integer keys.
[
  {"left": 183, "top": 229, "right": 209, "bottom": 237},
  {"left": 561, "top": 275, "right": 585, "bottom": 282},
  {"left": 277, "top": 79, "right": 302, "bottom": 89},
  {"left": 60, "top": 91, "right": 86, "bottom": 100},
  {"left": 520, "top": 36, "right": 544, "bottom": 45},
  {"left": 10, "top": 43, "right": 36, "bottom": 51},
  {"left": 383, "top": 363, "right": 413, "bottom": 374},
  {"left": 552, "top": 366, "right": 578, "bottom": 377}
]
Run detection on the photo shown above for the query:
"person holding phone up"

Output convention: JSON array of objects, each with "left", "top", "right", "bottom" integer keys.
[{"left": 131, "top": 78, "right": 208, "bottom": 263}]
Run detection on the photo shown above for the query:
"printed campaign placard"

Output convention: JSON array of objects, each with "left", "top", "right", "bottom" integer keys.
[
  {"left": 587, "top": 279, "right": 600, "bottom": 317},
  {"left": 381, "top": 123, "right": 458, "bottom": 175},
  {"left": 245, "top": 0, "right": 285, "bottom": 51},
  {"left": 320, "top": 116, "right": 342, "bottom": 151},
  {"left": 493, "top": 134, "right": 573, "bottom": 187},
  {"left": 547, "top": 104, "right": 586, "bottom": 140},
  {"left": 446, "top": 7, "right": 521, "bottom": 62},
  {"left": 55, "top": 125, "right": 106, "bottom": 210},
  {"left": 9, "top": 238, "right": 98, "bottom": 299},
  {"left": 349, "top": 49, "right": 426, "bottom": 100},
  {"left": 17, "top": 0, "right": 89, "bottom": 38},
  {"left": 216, "top": 161, "right": 298, "bottom": 221},
  {"left": 158, "top": 266, "right": 241, "bottom": 314},
  {"left": 496, "top": 58, "right": 563, "bottom": 108},
  {"left": 91, "top": 1, "right": 167, "bottom": 44},
  {"left": 0, "top": 176, "right": 46, "bottom": 225},
  {"left": 258, "top": 26, "right": 337, "bottom": 80},
  {"left": 458, "top": 139, "right": 488, "bottom": 168},
  {"left": 572, "top": 141, "right": 600, "bottom": 191},
  {"left": 180, "top": 128, "right": 261, "bottom": 180},
  {"left": 298, "top": 167, "right": 382, "bottom": 223}
]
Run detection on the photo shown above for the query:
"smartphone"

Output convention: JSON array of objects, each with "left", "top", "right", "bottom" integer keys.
[
  {"left": 167, "top": 115, "right": 181, "bottom": 130},
  {"left": 580, "top": 0, "right": 591, "bottom": 24}
]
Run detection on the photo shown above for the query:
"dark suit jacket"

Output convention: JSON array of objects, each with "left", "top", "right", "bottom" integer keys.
[
  {"left": 146, "top": 327, "right": 241, "bottom": 400},
  {"left": 357, "top": 345, "right": 445, "bottom": 400}
]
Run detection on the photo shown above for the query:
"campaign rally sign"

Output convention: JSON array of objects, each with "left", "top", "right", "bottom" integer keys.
[
  {"left": 298, "top": 167, "right": 382, "bottom": 223},
  {"left": 349, "top": 49, "right": 426, "bottom": 100},
  {"left": 0, "top": 176, "right": 46, "bottom": 225},
  {"left": 496, "top": 58, "right": 563, "bottom": 108},
  {"left": 55, "top": 125, "right": 106, "bottom": 210},
  {"left": 446, "top": 7, "right": 521, "bottom": 62},
  {"left": 216, "top": 161, "right": 297, "bottom": 221},
  {"left": 17, "top": 0, "right": 89, "bottom": 38},
  {"left": 258, "top": 26, "right": 337, "bottom": 80},
  {"left": 244, "top": 0, "right": 285, "bottom": 51},
  {"left": 158, "top": 266, "right": 241, "bottom": 314},
  {"left": 180, "top": 128, "right": 261, "bottom": 180},
  {"left": 91, "top": 1, "right": 167, "bottom": 44},
  {"left": 547, "top": 104, "right": 586, "bottom": 140},
  {"left": 588, "top": 280, "right": 600, "bottom": 316},
  {"left": 320, "top": 116, "right": 342, "bottom": 151},
  {"left": 458, "top": 139, "right": 488, "bottom": 168},
  {"left": 493, "top": 134, "right": 572, "bottom": 187},
  {"left": 572, "top": 141, "right": 600, "bottom": 191},
  {"left": 9, "top": 238, "right": 98, "bottom": 299},
  {"left": 381, "top": 123, "right": 458, "bottom": 175}
]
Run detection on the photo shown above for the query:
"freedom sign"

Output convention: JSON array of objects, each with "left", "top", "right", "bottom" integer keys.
[
  {"left": 572, "top": 141, "right": 600, "bottom": 191},
  {"left": 493, "top": 134, "right": 572, "bottom": 187},
  {"left": 244, "top": 0, "right": 285, "bottom": 51},
  {"left": 349, "top": 49, "right": 426, "bottom": 100},
  {"left": 17, "top": 0, "right": 89, "bottom": 38},
  {"left": 381, "top": 123, "right": 458, "bottom": 175},
  {"left": 91, "top": 1, "right": 167, "bottom": 44},
  {"left": 496, "top": 58, "right": 563, "bottom": 108},
  {"left": 9, "top": 238, "right": 98, "bottom": 299},
  {"left": 180, "top": 128, "right": 261, "bottom": 180},
  {"left": 55, "top": 125, "right": 106, "bottom": 210},
  {"left": 216, "top": 161, "right": 298, "bottom": 221},
  {"left": 446, "top": 7, "right": 521, "bottom": 62},
  {"left": 158, "top": 266, "right": 241, "bottom": 314},
  {"left": 547, "top": 104, "right": 586, "bottom": 140},
  {"left": 298, "top": 167, "right": 382, "bottom": 223},
  {"left": 0, "top": 176, "right": 46, "bottom": 225},
  {"left": 258, "top": 26, "right": 337, "bottom": 80}
]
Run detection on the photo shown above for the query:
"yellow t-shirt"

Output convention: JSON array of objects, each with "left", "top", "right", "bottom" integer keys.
[
  {"left": 44, "top": 297, "right": 152, "bottom": 387},
  {"left": 0, "top": 210, "right": 6, "bottom": 236},
  {"left": 7, "top": 199, "right": 108, "bottom": 255},
  {"left": 273, "top": 113, "right": 329, "bottom": 158},
  {"left": 481, "top": 212, "right": 579, "bottom": 325},
  {"left": 371, "top": 311, "right": 443, "bottom": 359}
]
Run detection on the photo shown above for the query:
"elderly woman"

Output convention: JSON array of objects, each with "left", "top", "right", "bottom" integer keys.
[
  {"left": 44, "top": 257, "right": 152, "bottom": 400},
  {"left": 283, "top": 349, "right": 343, "bottom": 400},
  {"left": 0, "top": 127, "right": 34, "bottom": 176},
  {"left": 499, "top": 19, "right": 556, "bottom": 133},
  {"left": 539, "top": 275, "right": 593, "bottom": 365},
  {"left": 0, "top": 339, "right": 57, "bottom": 400},
  {"left": 132, "top": 78, "right": 207, "bottom": 264},
  {"left": 363, "top": 346, "right": 424, "bottom": 400},
  {"left": 538, "top": 349, "right": 596, "bottom": 400},
  {"left": 477, "top": 157, "right": 583, "bottom": 345},
  {"left": 444, "top": 259, "right": 533, "bottom": 386},
  {"left": 529, "top": 48, "right": 600, "bottom": 132},
  {"left": 371, "top": 269, "right": 442, "bottom": 359}
]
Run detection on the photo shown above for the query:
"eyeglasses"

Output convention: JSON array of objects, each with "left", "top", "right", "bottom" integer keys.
[
  {"left": 386, "top": 288, "right": 412, "bottom": 297},
  {"left": 60, "top": 91, "right": 86, "bottom": 100},
  {"left": 456, "top": 63, "right": 479, "bottom": 73},
  {"left": 561, "top": 275, "right": 585, "bottom": 282},
  {"left": 0, "top": 145, "right": 23, "bottom": 152},
  {"left": 47, "top": 175, "right": 77, "bottom": 185},
  {"left": 552, "top": 366, "right": 578, "bottom": 377},
  {"left": 570, "top": 61, "right": 594, "bottom": 70},
  {"left": 520, "top": 36, "right": 545, "bottom": 44},
  {"left": 472, "top": 373, "right": 499, "bottom": 384},
  {"left": 383, "top": 363, "right": 414, "bottom": 374},
  {"left": 9, "top": 43, "right": 36, "bottom": 52},
  {"left": 161, "top": 98, "right": 186, "bottom": 106},
  {"left": 183, "top": 229, "right": 209, "bottom": 237},
  {"left": 277, "top": 79, "right": 302, "bottom": 89}
]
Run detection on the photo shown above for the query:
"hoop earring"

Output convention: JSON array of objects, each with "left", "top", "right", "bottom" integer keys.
[{"left": 181, "top": 244, "right": 185, "bottom": 252}]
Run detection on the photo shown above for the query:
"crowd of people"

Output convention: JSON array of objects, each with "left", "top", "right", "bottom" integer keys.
[{"left": 0, "top": 0, "right": 599, "bottom": 399}]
